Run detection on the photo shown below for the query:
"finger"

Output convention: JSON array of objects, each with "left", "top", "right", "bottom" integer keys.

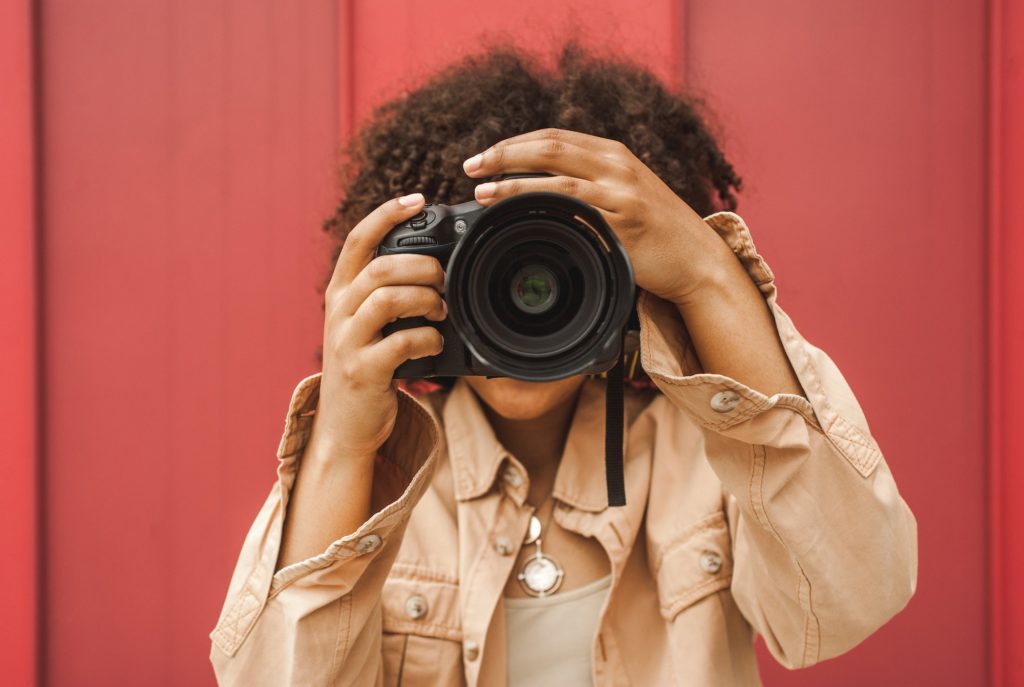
[
  {"left": 468, "top": 127, "right": 626, "bottom": 163},
  {"left": 349, "top": 285, "right": 447, "bottom": 345},
  {"left": 463, "top": 138, "right": 619, "bottom": 182},
  {"left": 368, "top": 325, "right": 445, "bottom": 374},
  {"left": 330, "top": 193, "right": 425, "bottom": 288},
  {"left": 339, "top": 253, "right": 445, "bottom": 315},
  {"left": 472, "top": 174, "right": 628, "bottom": 214}
]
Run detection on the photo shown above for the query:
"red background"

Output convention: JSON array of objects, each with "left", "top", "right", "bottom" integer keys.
[{"left": 2, "top": 0, "right": 1022, "bottom": 685}]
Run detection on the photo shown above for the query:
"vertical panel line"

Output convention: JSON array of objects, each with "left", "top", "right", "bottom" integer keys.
[
  {"left": 31, "top": 0, "right": 46, "bottom": 683},
  {"left": 338, "top": 0, "right": 354, "bottom": 142},
  {"left": 670, "top": 0, "right": 686, "bottom": 90},
  {"left": 985, "top": 0, "right": 1003, "bottom": 684}
]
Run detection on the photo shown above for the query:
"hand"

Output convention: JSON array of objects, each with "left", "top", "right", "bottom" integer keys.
[
  {"left": 461, "top": 128, "right": 734, "bottom": 306},
  {"left": 314, "top": 193, "right": 447, "bottom": 461}
]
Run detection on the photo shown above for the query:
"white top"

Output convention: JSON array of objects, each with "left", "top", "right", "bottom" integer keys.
[{"left": 504, "top": 573, "right": 612, "bottom": 686}]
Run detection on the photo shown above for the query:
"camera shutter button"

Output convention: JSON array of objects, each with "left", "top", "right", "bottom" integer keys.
[{"left": 410, "top": 209, "right": 435, "bottom": 230}]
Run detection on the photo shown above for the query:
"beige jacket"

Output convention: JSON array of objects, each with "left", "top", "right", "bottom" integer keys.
[{"left": 209, "top": 211, "right": 917, "bottom": 686}]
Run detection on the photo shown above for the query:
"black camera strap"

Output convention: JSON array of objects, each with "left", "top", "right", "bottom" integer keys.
[{"left": 605, "top": 350, "right": 626, "bottom": 507}]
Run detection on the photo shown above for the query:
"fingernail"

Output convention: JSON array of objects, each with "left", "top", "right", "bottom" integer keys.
[
  {"left": 398, "top": 192, "right": 424, "bottom": 207},
  {"left": 463, "top": 154, "right": 483, "bottom": 174},
  {"left": 441, "top": 299, "right": 448, "bottom": 316},
  {"left": 475, "top": 182, "right": 496, "bottom": 199}
]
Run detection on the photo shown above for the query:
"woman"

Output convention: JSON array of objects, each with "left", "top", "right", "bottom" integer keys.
[{"left": 210, "top": 41, "right": 917, "bottom": 686}]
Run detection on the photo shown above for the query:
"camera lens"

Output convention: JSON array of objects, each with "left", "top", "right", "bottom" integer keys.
[
  {"left": 445, "top": 191, "right": 634, "bottom": 381},
  {"left": 510, "top": 264, "right": 558, "bottom": 314}
]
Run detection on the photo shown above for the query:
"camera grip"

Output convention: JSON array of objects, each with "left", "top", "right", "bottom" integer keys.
[{"left": 382, "top": 315, "right": 441, "bottom": 379}]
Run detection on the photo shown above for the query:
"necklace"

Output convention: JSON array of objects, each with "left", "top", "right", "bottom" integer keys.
[{"left": 516, "top": 482, "right": 564, "bottom": 597}]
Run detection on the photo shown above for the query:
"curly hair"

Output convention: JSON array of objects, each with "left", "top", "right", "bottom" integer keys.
[{"left": 319, "top": 39, "right": 743, "bottom": 391}]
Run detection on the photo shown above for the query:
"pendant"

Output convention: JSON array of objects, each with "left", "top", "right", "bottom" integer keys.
[
  {"left": 524, "top": 514, "right": 542, "bottom": 545},
  {"left": 517, "top": 515, "right": 564, "bottom": 597},
  {"left": 518, "top": 551, "right": 564, "bottom": 597}
]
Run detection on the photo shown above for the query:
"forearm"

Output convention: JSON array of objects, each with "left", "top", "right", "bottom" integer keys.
[
  {"left": 673, "top": 238, "right": 805, "bottom": 399},
  {"left": 276, "top": 414, "right": 377, "bottom": 571},
  {"left": 212, "top": 373, "right": 441, "bottom": 682}
]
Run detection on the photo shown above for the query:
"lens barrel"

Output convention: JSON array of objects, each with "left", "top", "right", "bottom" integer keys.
[{"left": 445, "top": 192, "right": 634, "bottom": 381}]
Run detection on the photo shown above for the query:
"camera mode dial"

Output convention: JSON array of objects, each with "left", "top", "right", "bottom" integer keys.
[{"left": 408, "top": 205, "right": 436, "bottom": 230}]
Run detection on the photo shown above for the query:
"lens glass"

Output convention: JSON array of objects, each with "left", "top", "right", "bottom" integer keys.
[
  {"left": 488, "top": 243, "right": 579, "bottom": 339},
  {"left": 510, "top": 265, "right": 558, "bottom": 314}
]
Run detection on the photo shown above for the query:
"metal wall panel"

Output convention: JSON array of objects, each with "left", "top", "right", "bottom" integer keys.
[
  {"left": 684, "top": 1, "right": 988, "bottom": 684},
  {"left": 1, "top": 0, "right": 39, "bottom": 685},
  {"left": 39, "top": 2, "right": 338, "bottom": 684}
]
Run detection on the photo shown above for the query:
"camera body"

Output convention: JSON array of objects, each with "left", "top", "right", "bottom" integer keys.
[{"left": 377, "top": 175, "right": 636, "bottom": 382}]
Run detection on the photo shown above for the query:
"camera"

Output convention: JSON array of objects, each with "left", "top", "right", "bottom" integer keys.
[{"left": 377, "top": 173, "right": 636, "bottom": 382}]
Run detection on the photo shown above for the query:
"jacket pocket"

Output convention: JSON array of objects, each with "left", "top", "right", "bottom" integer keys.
[
  {"left": 653, "top": 510, "right": 733, "bottom": 621},
  {"left": 381, "top": 573, "right": 465, "bottom": 686}
]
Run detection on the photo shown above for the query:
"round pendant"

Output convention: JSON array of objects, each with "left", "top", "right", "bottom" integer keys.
[{"left": 517, "top": 553, "right": 564, "bottom": 597}]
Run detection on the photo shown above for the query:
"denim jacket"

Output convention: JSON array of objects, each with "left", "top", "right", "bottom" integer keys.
[{"left": 209, "top": 211, "right": 917, "bottom": 686}]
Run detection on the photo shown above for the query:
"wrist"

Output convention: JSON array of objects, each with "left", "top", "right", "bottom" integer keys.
[
  {"left": 304, "top": 413, "right": 380, "bottom": 469},
  {"left": 671, "top": 239, "right": 744, "bottom": 310}
]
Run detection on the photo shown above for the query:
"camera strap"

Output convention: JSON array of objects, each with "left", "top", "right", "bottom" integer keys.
[{"left": 604, "top": 349, "right": 626, "bottom": 507}]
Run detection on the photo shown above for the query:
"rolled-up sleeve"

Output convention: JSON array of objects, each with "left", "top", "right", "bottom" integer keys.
[
  {"left": 209, "top": 373, "right": 441, "bottom": 686},
  {"left": 637, "top": 211, "right": 918, "bottom": 668}
]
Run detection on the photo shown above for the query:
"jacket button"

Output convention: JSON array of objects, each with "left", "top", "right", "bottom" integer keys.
[
  {"left": 494, "top": 535, "right": 514, "bottom": 556},
  {"left": 464, "top": 640, "right": 480, "bottom": 661},
  {"left": 710, "top": 390, "right": 741, "bottom": 413},
  {"left": 501, "top": 465, "right": 524, "bottom": 487},
  {"left": 355, "top": 533, "right": 382, "bottom": 554},
  {"left": 404, "top": 594, "right": 428, "bottom": 620},
  {"left": 699, "top": 550, "right": 723, "bottom": 574}
]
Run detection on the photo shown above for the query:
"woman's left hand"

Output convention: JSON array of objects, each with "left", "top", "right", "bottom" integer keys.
[{"left": 462, "top": 127, "right": 735, "bottom": 307}]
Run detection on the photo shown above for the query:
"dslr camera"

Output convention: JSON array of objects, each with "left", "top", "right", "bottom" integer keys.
[{"left": 377, "top": 173, "right": 637, "bottom": 382}]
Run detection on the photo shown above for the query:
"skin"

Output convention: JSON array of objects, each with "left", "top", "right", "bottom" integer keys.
[
  {"left": 277, "top": 128, "right": 805, "bottom": 573},
  {"left": 463, "top": 375, "right": 585, "bottom": 475}
]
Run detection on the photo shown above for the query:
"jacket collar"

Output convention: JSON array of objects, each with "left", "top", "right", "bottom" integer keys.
[{"left": 443, "top": 376, "right": 618, "bottom": 512}]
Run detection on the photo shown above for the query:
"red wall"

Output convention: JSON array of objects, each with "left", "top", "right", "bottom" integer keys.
[
  {"left": 684, "top": 2, "right": 989, "bottom": 684},
  {"left": 36, "top": 1, "right": 338, "bottom": 684},
  {"left": 1, "top": 1, "right": 38, "bottom": 686},
  {"left": 3, "top": 0, "right": 1021, "bottom": 685}
]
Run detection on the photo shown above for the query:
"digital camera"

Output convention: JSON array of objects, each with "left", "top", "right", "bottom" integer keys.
[{"left": 377, "top": 173, "right": 637, "bottom": 382}]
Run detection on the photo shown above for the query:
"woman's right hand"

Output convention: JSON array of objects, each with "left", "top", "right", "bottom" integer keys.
[{"left": 312, "top": 192, "right": 446, "bottom": 462}]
